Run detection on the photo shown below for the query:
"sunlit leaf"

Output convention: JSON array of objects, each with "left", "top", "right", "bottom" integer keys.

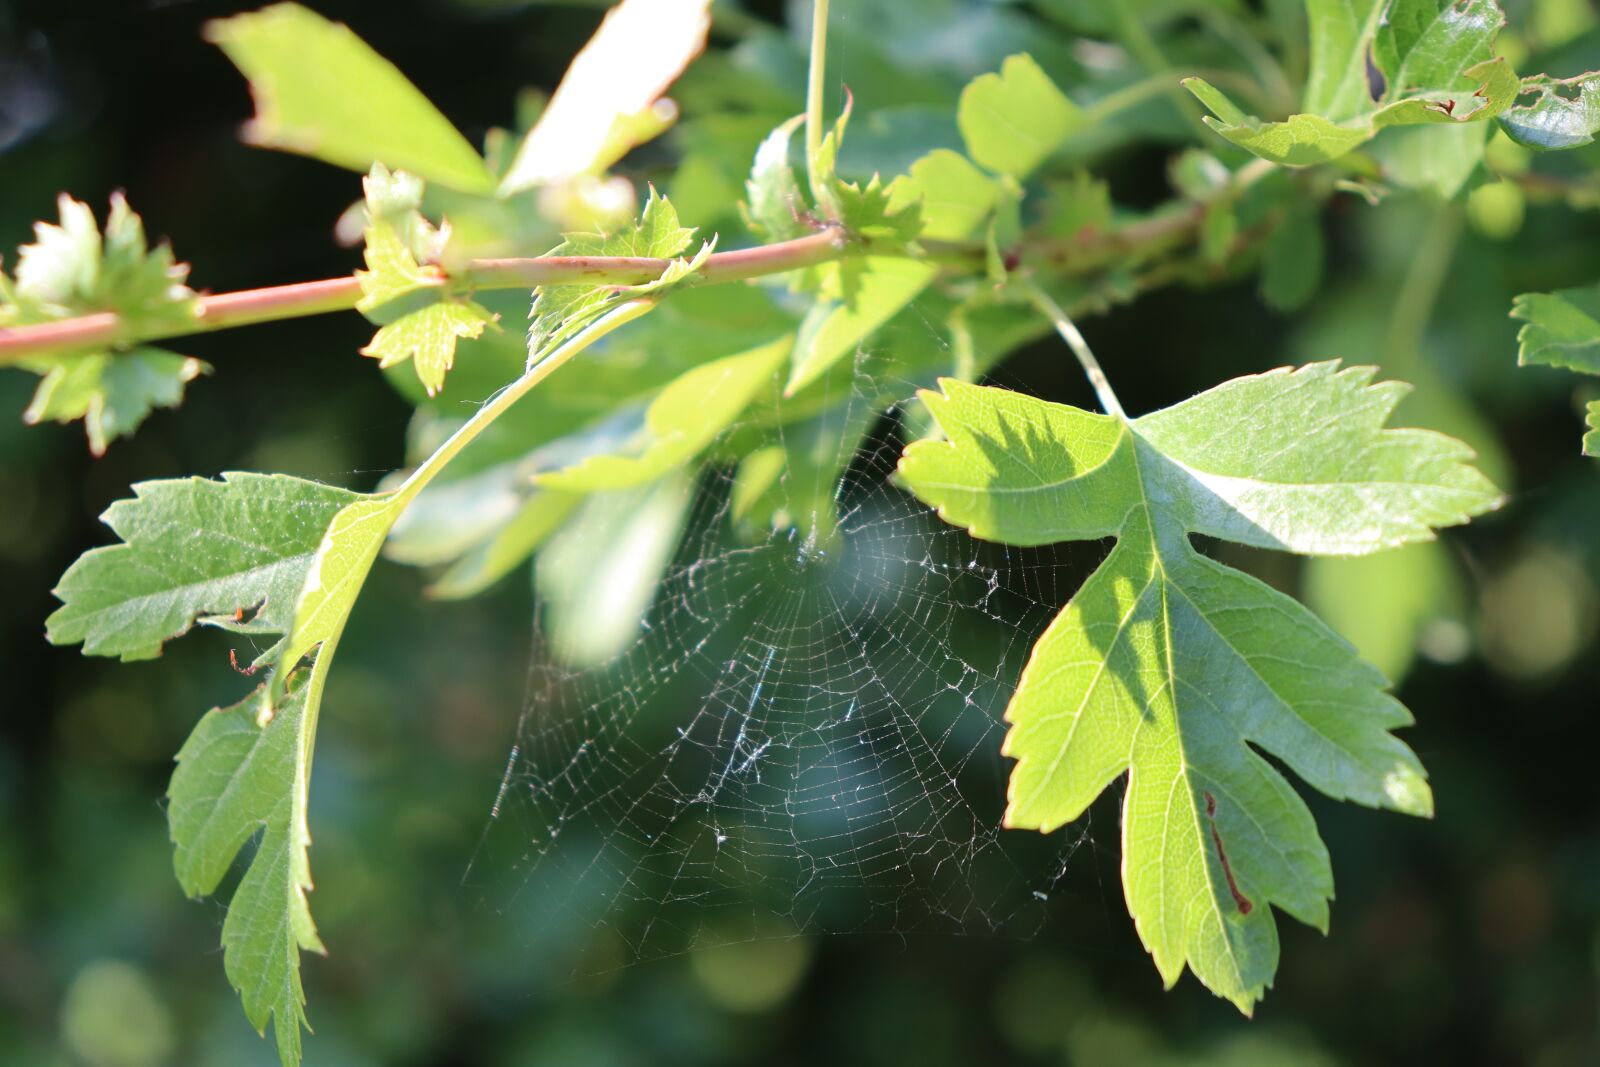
[
  {"left": 957, "top": 53, "right": 1084, "bottom": 179},
  {"left": 899, "top": 363, "right": 1502, "bottom": 1012},
  {"left": 207, "top": 3, "right": 494, "bottom": 193},
  {"left": 498, "top": 0, "right": 713, "bottom": 195}
]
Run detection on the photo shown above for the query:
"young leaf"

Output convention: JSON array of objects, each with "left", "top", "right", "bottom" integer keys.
[
  {"left": 957, "top": 54, "right": 1084, "bottom": 180},
  {"left": 537, "top": 336, "right": 789, "bottom": 493},
  {"left": 354, "top": 166, "right": 496, "bottom": 396},
  {"left": 1185, "top": 0, "right": 1518, "bottom": 167},
  {"left": 1512, "top": 283, "right": 1600, "bottom": 455},
  {"left": 46, "top": 473, "right": 362, "bottom": 662},
  {"left": 498, "top": 0, "right": 713, "bottom": 195},
  {"left": 784, "top": 150, "right": 1001, "bottom": 395},
  {"left": 3, "top": 194, "right": 205, "bottom": 453},
  {"left": 168, "top": 676, "right": 324, "bottom": 1067},
  {"left": 527, "top": 189, "right": 708, "bottom": 360},
  {"left": 898, "top": 363, "right": 1502, "bottom": 1012},
  {"left": 206, "top": 3, "right": 494, "bottom": 193},
  {"left": 25, "top": 349, "right": 205, "bottom": 456},
  {"left": 743, "top": 115, "right": 812, "bottom": 243}
]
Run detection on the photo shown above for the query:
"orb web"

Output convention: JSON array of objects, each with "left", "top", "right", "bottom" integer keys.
[{"left": 467, "top": 342, "right": 1104, "bottom": 966}]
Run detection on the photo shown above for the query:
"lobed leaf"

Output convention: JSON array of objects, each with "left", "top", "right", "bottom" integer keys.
[
  {"left": 169, "top": 677, "right": 325, "bottom": 1067},
  {"left": 206, "top": 3, "right": 494, "bottom": 193},
  {"left": 3, "top": 194, "right": 204, "bottom": 452},
  {"left": 1187, "top": 0, "right": 1518, "bottom": 167},
  {"left": 527, "top": 188, "right": 706, "bottom": 361},
  {"left": 957, "top": 53, "right": 1084, "bottom": 180},
  {"left": 784, "top": 150, "right": 1001, "bottom": 395},
  {"left": 47, "top": 473, "right": 361, "bottom": 662},
  {"left": 1511, "top": 283, "right": 1600, "bottom": 455},
  {"left": 898, "top": 363, "right": 1502, "bottom": 1012},
  {"left": 354, "top": 166, "right": 497, "bottom": 395}
]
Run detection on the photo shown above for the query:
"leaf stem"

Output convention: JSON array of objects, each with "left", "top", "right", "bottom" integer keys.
[
  {"left": 393, "top": 299, "right": 657, "bottom": 506},
  {"left": 805, "top": 0, "right": 832, "bottom": 204},
  {"left": 1023, "top": 281, "right": 1126, "bottom": 420}
]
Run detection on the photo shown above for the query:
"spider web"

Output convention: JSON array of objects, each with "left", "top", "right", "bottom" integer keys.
[{"left": 463, "top": 330, "right": 1108, "bottom": 967}]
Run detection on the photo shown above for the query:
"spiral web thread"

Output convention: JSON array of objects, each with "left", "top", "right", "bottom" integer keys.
[{"left": 466, "top": 338, "right": 1104, "bottom": 968}]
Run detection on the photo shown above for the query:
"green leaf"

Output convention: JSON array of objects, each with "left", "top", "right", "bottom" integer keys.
[
  {"left": 527, "top": 189, "right": 707, "bottom": 360},
  {"left": 535, "top": 471, "right": 695, "bottom": 667},
  {"left": 784, "top": 150, "right": 1001, "bottom": 395},
  {"left": 3, "top": 194, "right": 205, "bottom": 452},
  {"left": 898, "top": 363, "right": 1502, "bottom": 1012},
  {"left": 1499, "top": 73, "right": 1600, "bottom": 150},
  {"left": 271, "top": 494, "right": 407, "bottom": 701},
  {"left": 206, "top": 3, "right": 494, "bottom": 193},
  {"left": 1512, "top": 283, "right": 1600, "bottom": 374},
  {"left": 1186, "top": 0, "right": 1518, "bottom": 167},
  {"left": 743, "top": 115, "right": 812, "bottom": 243},
  {"left": 25, "top": 348, "right": 206, "bottom": 456},
  {"left": 1511, "top": 283, "right": 1600, "bottom": 455},
  {"left": 496, "top": 0, "right": 712, "bottom": 195},
  {"left": 957, "top": 54, "right": 1084, "bottom": 180},
  {"left": 168, "top": 676, "right": 325, "bottom": 1067},
  {"left": 46, "top": 473, "right": 361, "bottom": 662},
  {"left": 361, "top": 301, "right": 496, "bottom": 397},
  {"left": 354, "top": 167, "right": 497, "bottom": 396},
  {"left": 539, "top": 336, "right": 789, "bottom": 493}
]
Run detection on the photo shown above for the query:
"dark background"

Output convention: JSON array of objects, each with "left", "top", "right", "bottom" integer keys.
[{"left": 3, "top": 1, "right": 1600, "bottom": 1064}]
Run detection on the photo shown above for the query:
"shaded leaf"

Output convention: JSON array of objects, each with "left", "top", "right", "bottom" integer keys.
[
  {"left": 1511, "top": 282, "right": 1600, "bottom": 455},
  {"left": 169, "top": 677, "right": 324, "bottom": 1067},
  {"left": 1186, "top": 0, "right": 1517, "bottom": 166}
]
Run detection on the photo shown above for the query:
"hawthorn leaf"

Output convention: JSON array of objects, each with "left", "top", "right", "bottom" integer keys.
[
  {"left": 354, "top": 168, "right": 496, "bottom": 395},
  {"left": 1186, "top": 0, "right": 1517, "bottom": 167},
  {"left": 361, "top": 301, "right": 495, "bottom": 397},
  {"left": 784, "top": 150, "right": 1000, "bottom": 395},
  {"left": 3, "top": 194, "right": 205, "bottom": 452},
  {"left": 206, "top": 3, "right": 494, "bottom": 193},
  {"left": 168, "top": 674, "right": 325, "bottom": 1067},
  {"left": 1499, "top": 74, "right": 1600, "bottom": 150},
  {"left": 527, "top": 189, "right": 708, "bottom": 361},
  {"left": 46, "top": 473, "right": 361, "bottom": 662},
  {"left": 743, "top": 114, "right": 811, "bottom": 243},
  {"left": 25, "top": 348, "right": 206, "bottom": 456},
  {"left": 271, "top": 494, "right": 407, "bottom": 700},
  {"left": 538, "top": 336, "right": 789, "bottom": 493},
  {"left": 957, "top": 53, "right": 1084, "bottom": 180},
  {"left": 1511, "top": 283, "right": 1600, "bottom": 454},
  {"left": 898, "top": 363, "right": 1502, "bottom": 1012},
  {"left": 499, "top": 0, "right": 712, "bottom": 195}
]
